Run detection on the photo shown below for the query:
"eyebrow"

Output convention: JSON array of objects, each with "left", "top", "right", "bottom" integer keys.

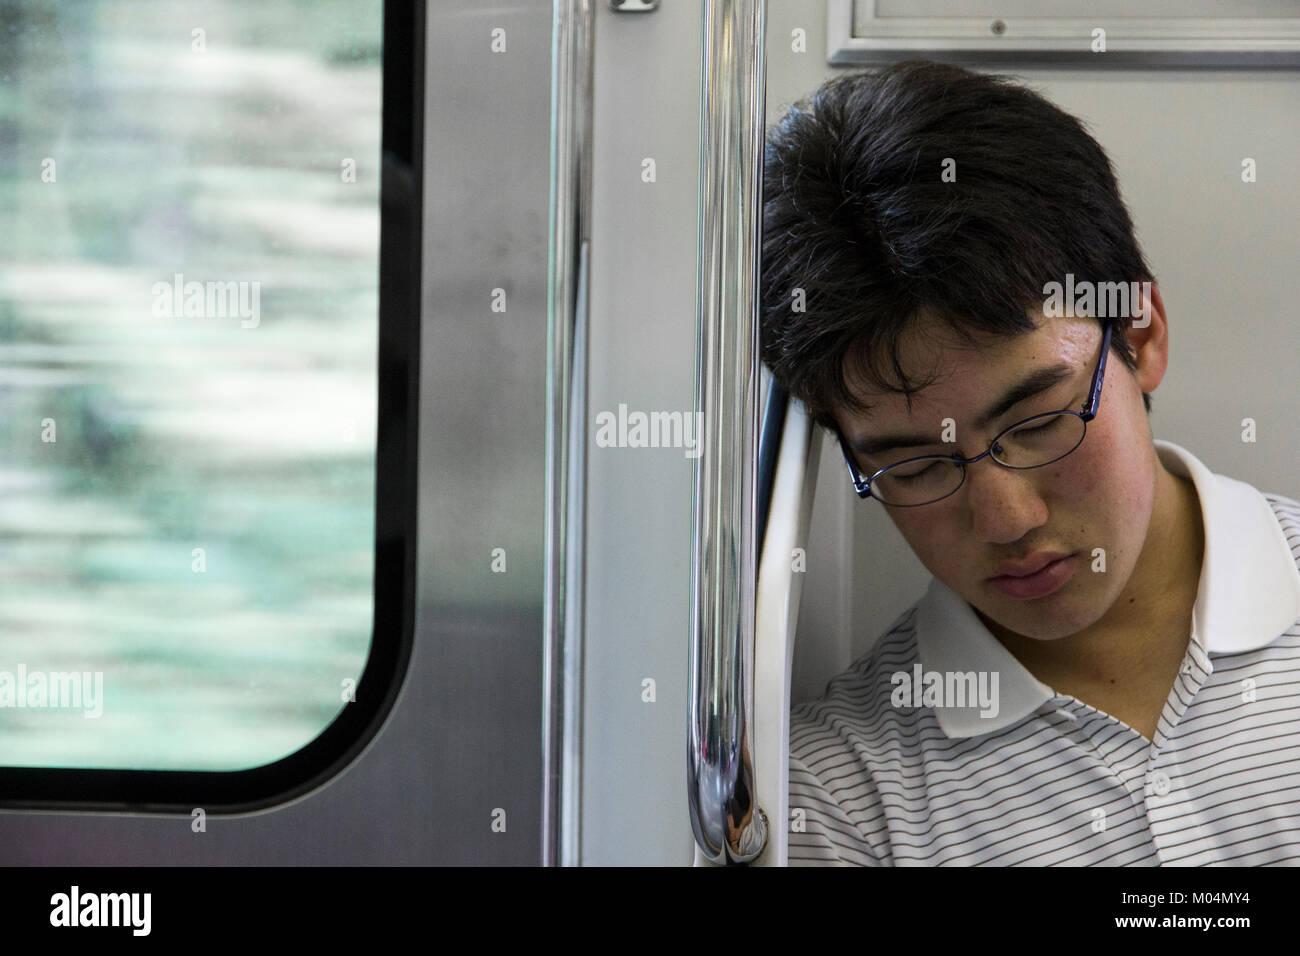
[{"left": 848, "top": 363, "right": 1075, "bottom": 458}]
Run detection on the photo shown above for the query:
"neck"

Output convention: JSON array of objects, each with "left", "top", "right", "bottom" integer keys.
[{"left": 983, "top": 450, "right": 1205, "bottom": 689}]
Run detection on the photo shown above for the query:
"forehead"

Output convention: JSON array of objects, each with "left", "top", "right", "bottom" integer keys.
[{"left": 837, "top": 313, "right": 1097, "bottom": 429}]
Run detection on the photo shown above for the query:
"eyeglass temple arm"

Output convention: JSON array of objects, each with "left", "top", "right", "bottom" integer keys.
[
  {"left": 1081, "top": 321, "right": 1113, "bottom": 421},
  {"left": 834, "top": 427, "right": 871, "bottom": 496}
]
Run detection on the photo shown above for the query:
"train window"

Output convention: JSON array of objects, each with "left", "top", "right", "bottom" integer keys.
[{"left": 0, "top": 0, "right": 417, "bottom": 805}]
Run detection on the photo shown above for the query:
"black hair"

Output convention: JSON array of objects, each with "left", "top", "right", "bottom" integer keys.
[{"left": 760, "top": 59, "right": 1155, "bottom": 431}]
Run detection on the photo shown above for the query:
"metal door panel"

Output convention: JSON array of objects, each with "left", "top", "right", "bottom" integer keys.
[{"left": 0, "top": 0, "right": 549, "bottom": 867}]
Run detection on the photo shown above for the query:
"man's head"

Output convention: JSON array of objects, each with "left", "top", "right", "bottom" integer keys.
[{"left": 760, "top": 60, "right": 1171, "bottom": 641}]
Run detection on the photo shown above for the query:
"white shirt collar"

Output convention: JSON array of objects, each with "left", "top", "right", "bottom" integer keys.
[{"left": 914, "top": 439, "right": 1300, "bottom": 739}]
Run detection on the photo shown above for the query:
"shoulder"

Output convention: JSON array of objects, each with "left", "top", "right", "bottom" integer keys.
[
  {"left": 1264, "top": 491, "right": 1300, "bottom": 528},
  {"left": 787, "top": 604, "right": 931, "bottom": 866},
  {"left": 1262, "top": 492, "right": 1300, "bottom": 564},
  {"left": 789, "top": 602, "right": 941, "bottom": 793},
  {"left": 790, "top": 603, "right": 924, "bottom": 746}
]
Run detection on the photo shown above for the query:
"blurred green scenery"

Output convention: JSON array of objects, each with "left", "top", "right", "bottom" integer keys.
[{"left": 0, "top": 0, "right": 383, "bottom": 769}]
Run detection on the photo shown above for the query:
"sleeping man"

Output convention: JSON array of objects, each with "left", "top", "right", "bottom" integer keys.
[{"left": 761, "top": 59, "right": 1300, "bottom": 865}]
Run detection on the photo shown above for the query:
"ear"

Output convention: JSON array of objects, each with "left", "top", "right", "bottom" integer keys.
[{"left": 1124, "top": 281, "right": 1169, "bottom": 395}]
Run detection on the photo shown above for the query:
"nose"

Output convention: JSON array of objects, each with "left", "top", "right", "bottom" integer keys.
[{"left": 963, "top": 457, "right": 1050, "bottom": 545}]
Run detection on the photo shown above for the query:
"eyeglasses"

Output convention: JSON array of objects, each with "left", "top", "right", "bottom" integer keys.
[{"left": 835, "top": 321, "right": 1112, "bottom": 507}]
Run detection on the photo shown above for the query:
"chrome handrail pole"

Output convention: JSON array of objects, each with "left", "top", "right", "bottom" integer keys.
[
  {"left": 543, "top": 0, "right": 594, "bottom": 868},
  {"left": 688, "top": 0, "right": 768, "bottom": 865}
]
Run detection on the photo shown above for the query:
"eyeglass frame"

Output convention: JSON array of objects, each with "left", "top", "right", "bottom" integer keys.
[{"left": 834, "top": 319, "right": 1114, "bottom": 506}]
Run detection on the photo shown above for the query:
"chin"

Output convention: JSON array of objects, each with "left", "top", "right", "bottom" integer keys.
[
  {"left": 1012, "top": 597, "right": 1106, "bottom": 641},
  {"left": 974, "top": 599, "right": 1085, "bottom": 642},
  {"left": 1010, "top": 621, "right": 1079, "bottom": 642}
]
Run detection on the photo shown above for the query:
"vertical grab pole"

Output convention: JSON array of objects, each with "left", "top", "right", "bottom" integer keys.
[
  {"left": 688, "top": 0, "right": 768, "bottom": 864},
  {"left": 544, "top": 0, "right": 594, "bottom": 867}
]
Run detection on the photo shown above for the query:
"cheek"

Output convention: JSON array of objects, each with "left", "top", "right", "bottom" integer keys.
[
  {"left": 1054, "top": 422, "right": 1155, "bottom": 560},
  {"left": 890, "top": 511, "right": 966, "bottom": 576},
  {"left": 1060, "top": 444, "right": 1107, "bottom": 499},
  {"left": 1075, "top": 418, "right": 1150, "bottom": 508}
]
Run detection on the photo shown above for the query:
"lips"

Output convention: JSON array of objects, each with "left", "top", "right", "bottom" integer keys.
[
  {"left": 989, "top": 551, "right": 1072, "bottom": 580},
  {"left": 987, "top": 553, "right": 1079, "bottom": 600}
]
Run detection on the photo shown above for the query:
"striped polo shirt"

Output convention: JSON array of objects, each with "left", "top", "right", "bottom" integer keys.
[{"left": 788, "top": 439, "right": 1300, "bottom": 866}]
